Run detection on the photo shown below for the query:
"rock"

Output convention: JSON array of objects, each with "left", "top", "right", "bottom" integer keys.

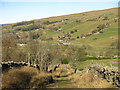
[
  {"left": 48, "top": 69, "right": 52, "bottom": 73},
  {"left": 74, "top": 68, "right": 77, "bottom": 73},
  {"left": 13, "top": 63, "right": 21, "bottom": 67},
  {"left": 54, "top": 66, "right": 58, "bottom": 71},
  {"left": 76, "top": 69, "right": 82, "bottom": 74},
  {"left": 57, "top": 64, "right": 60, "bottom": 68},
  {"left": 36, "top": 64, "right": 40, "bottom": 70},
  {"left": 49, "top": 76, "right": 54, "bottom": 83},
  {"left": 2, "top": 64, "right": 10, "bottom": 70},
  {"left": 88, "top": 64, "right": 120, "bottom": 88}
]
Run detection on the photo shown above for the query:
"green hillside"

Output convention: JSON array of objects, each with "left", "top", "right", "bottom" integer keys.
[{"left": 2, "top": 7, "right": 119, "bottom": 56}]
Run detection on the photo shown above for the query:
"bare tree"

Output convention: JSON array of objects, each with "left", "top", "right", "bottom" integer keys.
[
  {"left": 68, "top": 46, "right": 86, "bottom": 72},
  {"left": 2, "top": 33, "right": 18, "bottom": 62}
]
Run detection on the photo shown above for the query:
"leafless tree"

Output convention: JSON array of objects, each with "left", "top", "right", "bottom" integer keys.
[{"left": 2, "top": 33, "right": 18, "bottom": 62}]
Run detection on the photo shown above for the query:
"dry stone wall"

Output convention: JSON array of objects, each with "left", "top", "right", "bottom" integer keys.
[
  {"left": 1, "top": 61, "right": 40, "bottom": 71},
  {"left": 1, "top": 61, "right": 60, "bottom": 72},
  {"left": 88, "top": 64, "right": 120, "bottom": 88}
]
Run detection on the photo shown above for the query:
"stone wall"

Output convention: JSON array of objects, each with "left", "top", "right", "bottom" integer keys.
[
  {"left": 88, "top": 64, "right": 120, "bottom": 88},
  {"left": 2, "top": 61, "right": 59, "bottom": 72},
  {"left": 48, "top": 64, "right": 60, "bottom": 73},
  {"left": 1, "top": 61, "right": 40, "bottom": 71}
]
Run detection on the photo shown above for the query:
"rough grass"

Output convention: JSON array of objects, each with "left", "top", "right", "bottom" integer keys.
[
  {"left": 2, "top": 66, "right": 53, "bottom": 89},
  {"left": 71, "top": 72, "right": 115, "bottom": 88},
  {"left": 77, "top": 59, "right": 118, "bottom": 71},
  {"left": 30, "top": 72, "right": 53, "bottom": 88}
]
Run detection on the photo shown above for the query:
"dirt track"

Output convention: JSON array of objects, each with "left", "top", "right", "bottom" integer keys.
[{"left": 46, "top": 64, "right": 115, "bottom": 88}]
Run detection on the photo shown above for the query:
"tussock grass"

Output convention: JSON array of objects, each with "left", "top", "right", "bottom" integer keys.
[
  {"left": 30, "top": 72, "right": 53, "bottom": 88},
  {"left": 71, "top": 72, "right": 115, "bottom": 88},
  {"left": 2, "top": 66, "right": 53, "bottom": 89}
]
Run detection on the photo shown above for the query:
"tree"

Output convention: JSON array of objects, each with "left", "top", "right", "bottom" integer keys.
[
  {"left": 74, "top": 29, "right": 77, "bottom": 32},
  {"left": 97, "top": 24, "right": 106, "bottom": 30},
  {"left": 77, "top": 36, "right": 79, "bottom": 39},
  {"left": 2, "top": 33, "right": 18, "bottom": 62},
  {"left": 76, "top": 19, "right": 81, "bottom": 23},
  {"left": 25, "top": 36, "right": 58, "bottom": 72},
  {"left": 103, "top": 16, "right": 109, "bottom": 20},
  {"left": 70, "top": 31, "right": 74, "bottom": 34},
  {"left": 68, "top": 46, "right": 86, "bottom": 71}
]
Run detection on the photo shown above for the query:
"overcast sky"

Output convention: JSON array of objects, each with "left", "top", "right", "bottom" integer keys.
[{"left": 0, "top": 0, "right": 119, "bottom": 24}]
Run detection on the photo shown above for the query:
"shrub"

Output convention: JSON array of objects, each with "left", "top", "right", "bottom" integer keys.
[
  {"left": 103, "top": 16, "right": 109, "bottom": 20},
  {"left": 74, "top": 29, "right": 77, "bottom": 32},
  {"left": 97, "top": 24, "right": 106, "bottom": 30},
  {"left": 30, "top": 72, "right": 53, "bottom": 88},
  {"left": 2, "top": 67, "right": 53, "bottom": 88},
  {"left": 70, "top": 31, "right": 74, "bottom": 34},
  {"left": 76, "top": 19, "right": 81, "bottom": 23},
  {"left": 12, "top": 21, "right": 34, "bottom": 27},
  {"left": 32, "top": 34, "right": 40, "bottom": 39},
  {"left": 85, "top": 56, "right": 98, "bottom": 60},
  {"left": 77, "top": 36, "right": 79, "bottom": 39},
  {"left": 78, "top": 68, "right": 84, "bottom": 71},
  {"left": 58, "top": 57, "right": 62, "bottom": 62},
  {"left": 63, "top": 58, "right": 69, "bottom": 64},
  {"left": 2, "top": 66, "right": 39, "bottom": 88}
]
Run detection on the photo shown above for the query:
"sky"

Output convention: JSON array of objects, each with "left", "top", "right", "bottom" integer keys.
[{"left": 0, "top": 0, "right": 119, "bottom": 24}]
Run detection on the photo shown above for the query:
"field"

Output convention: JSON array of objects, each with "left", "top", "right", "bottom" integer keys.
[{"left": 77, "top": 59, "right": 118, "bottom": 71}]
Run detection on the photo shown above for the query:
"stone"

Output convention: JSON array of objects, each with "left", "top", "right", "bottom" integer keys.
[
  {"left": 54, "top": 66, "right": 58, "bottom": 71},
  {"left": 48, "top": 69, "right": 52, "bottom": 73},
  {"left": 36, "top": 64, "right": 40, "bottom": 70},
  {"left": 2, "top": 64, "right": 10, "bottom": 70}
]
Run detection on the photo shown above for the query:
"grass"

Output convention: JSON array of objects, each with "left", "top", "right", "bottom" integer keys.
[
  {"left": 77, "top": 59, "right": 118, "bottom": 71},
  {"left": 71, "top": 72, "right": 115, "bottom": 88},
  {"left": 30, "top": 72, "right": 53, "bottom": 88},
  {"left": 2, "top": 66, "right": 53, "bottom": 88},
  {"left": 48, "top": 64, "right": 115, "bottom": 88}
]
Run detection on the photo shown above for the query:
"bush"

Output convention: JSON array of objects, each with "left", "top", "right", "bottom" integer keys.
[
  {"left": 2, "top": 66, "right": 39, "bottom": 88},
  {"left": 2, "top": 66, "right": 53, "bottom": 88},
  {"left": 58, "top": 57, "right": 69, "bottom": 64},
  {"left": 70, "top": 31, "right": 74, "bottom": 34},
  {"left": 12, "top": 21, "right": 34, "bottom": 27},
  {"left": 97, "top": 24, "right": 106, "bottom": 30},
  {"left": 103, "top": 16, "right": 109, "bottom": 20},
  {"left": 74, "top": 29, "right": 77, "bottom": 32},
  {"left": 77, "top": 36, "right": 79, "bottom": 39},
  {"left": 30, "top": 72, "right": 53, "bottom": 88},
  {"left": 63, "top": 58, "right": 69, "bottom": 64},
  {"left": 85, "top": 56, "right": 98, "bottom": 60},
  {"left": 32, "top": 34, "right": 40, "bottom": 39},
  {"left": 78, "top": 68, "right": 84, "bottom": 71}
]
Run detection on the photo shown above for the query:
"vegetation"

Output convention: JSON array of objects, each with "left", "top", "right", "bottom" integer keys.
[
  {"left": 62, "top": 58, "right": 69, "bottom": 64},
  {"left": 2, "top": 66, "right": 53, "bottom": 88}
]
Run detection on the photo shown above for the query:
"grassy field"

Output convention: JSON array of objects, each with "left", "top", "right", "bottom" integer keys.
[{"left": 77, "top": 59, "right": 118, "bottom": 71}]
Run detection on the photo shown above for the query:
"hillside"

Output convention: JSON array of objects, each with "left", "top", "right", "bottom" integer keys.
[{"left": 2, "top": 7, "right": 119, "bottom": 56}]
